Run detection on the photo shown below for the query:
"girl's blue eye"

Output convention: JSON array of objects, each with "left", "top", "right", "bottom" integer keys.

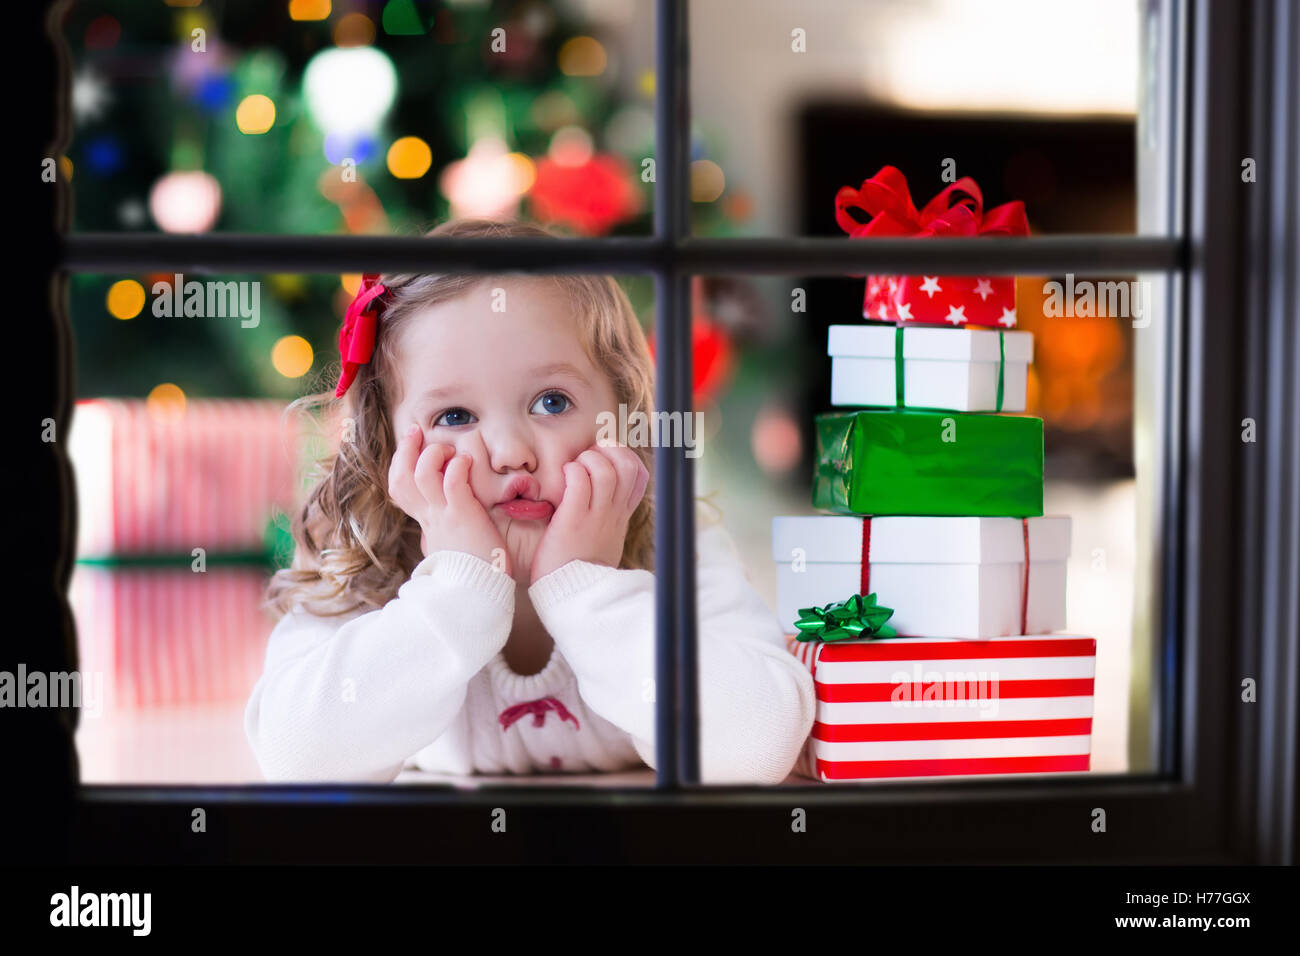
[
  {"left": 531, "top": 391, "right": 571, "bottom": 416},
  {"left": 434, "top": 407, "right": 475, "bottom": 427}
]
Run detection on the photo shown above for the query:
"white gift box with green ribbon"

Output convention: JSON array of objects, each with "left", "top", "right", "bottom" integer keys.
[
  {"left": 828, "top": 325, "right": 1034, "bottom": 412},
  {"left": 771, "top": 515, "right": 1071, "bottom": 639}
]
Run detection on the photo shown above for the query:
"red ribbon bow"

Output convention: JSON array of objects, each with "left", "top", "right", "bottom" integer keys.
[
  {"left": 835, "top": 165, "right": 1029, "bottom": 240},
  {"left": 334, "top": 273, "right": 388, "bottom": 398}
]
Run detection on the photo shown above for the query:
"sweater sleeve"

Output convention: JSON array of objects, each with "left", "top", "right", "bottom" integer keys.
[
  {"left": 527, "top": 512, "right": 815, "bottom": 785},
  {"left": 245, "top": 549, "right": 515, "bottom": 783}
]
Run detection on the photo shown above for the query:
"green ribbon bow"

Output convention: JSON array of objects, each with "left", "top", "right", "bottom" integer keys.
[{"left": 794, "top": 592, "right": 898, "bottom": 642}]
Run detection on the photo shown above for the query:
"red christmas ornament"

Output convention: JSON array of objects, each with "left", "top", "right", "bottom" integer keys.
[
  {"left": 528, "top": 153, "right": 641, "bottom": 236},
  {"left": 647, "top": 313, "right": 734, "bottom": 406}
]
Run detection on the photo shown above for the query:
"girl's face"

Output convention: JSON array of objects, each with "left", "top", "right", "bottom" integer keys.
[{"left": 389, "top": 276, "right": 621, "bottom": 570}]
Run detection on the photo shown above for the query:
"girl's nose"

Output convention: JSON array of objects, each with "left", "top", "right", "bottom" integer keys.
[{"left": 476, "top": 423, "right": 537, "bottom": 474}]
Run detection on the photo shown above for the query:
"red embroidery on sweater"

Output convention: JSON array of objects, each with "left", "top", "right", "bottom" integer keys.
[{"left": 497, "top": 696, "right": 581, "bottom": 732}]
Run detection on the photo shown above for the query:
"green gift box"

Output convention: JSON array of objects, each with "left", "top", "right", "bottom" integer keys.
[{"left": 812, "top": 410, "right": 1043, "bottom": 517}]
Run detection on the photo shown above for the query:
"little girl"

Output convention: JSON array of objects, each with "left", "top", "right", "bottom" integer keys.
[{"left": 246, "top": 218, "right": 814, "bottom": 784}]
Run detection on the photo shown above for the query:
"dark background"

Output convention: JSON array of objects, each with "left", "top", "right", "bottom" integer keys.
[{"left": 797, "top": 104, "right": 1139, "bottom": 480}]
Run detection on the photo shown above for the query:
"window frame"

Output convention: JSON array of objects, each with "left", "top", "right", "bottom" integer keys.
[{"left": 45, "top": 0, "right": 1298, "bottom": 863}]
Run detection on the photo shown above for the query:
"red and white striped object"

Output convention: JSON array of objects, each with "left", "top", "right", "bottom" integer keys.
[
  {"left": 786, "top": 635, "right": 1096, "bottom": 782},
  {"left": 69, "top": 399, "right": 303, "bottom": 557},
  {"left": 70, "top": 566, "right": 273, "bottom": 710}
]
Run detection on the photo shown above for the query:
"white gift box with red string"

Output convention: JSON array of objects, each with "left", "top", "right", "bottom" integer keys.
[
  {"left": 69, "top": 398, "right": 303, "bottom": 557},
  {"left": 786, "top": 634, "right": 1096, "bottom": 781},
  {"left": 772, "top": 515, "right": 1070, "bottom": 639},
  {"left": 828, "top": 325, "right": 1033, "bottom": 412},
  {"left": 70, "top": 565, "right": 273, "bottom": 710}
]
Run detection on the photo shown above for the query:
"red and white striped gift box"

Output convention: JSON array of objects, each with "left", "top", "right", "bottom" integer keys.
[
  {"left": 69, "top": 399, "right": 303, "bottom": 557},
  {"left": 70, "top": 566, "right": 273, "bottom": 710},
  {"left": 786, "top": 635, "right": 1096, "bottom": 782}
]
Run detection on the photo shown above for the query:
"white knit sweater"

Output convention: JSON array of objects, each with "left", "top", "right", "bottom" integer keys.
[{"left": 244, "top": 512, "right": 815, "bottom": 784}]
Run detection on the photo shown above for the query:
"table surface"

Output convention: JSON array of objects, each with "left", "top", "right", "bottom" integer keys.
[
  {"left": 74, "top": 700, "right": 816, "bottom": 787},
  {"left": 74, "top": 701, "right": 1099, "bottom": 790},
  {"left": 392, "top": 767, "right": 813, "bottom": 788}
]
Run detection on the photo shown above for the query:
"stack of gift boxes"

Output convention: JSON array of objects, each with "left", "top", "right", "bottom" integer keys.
[
  {"left": 773, "top": 168, "right": 1097, "bottom": 783},
  {"left": 68, "top": 399, "right": 303, "bottom": 712}
]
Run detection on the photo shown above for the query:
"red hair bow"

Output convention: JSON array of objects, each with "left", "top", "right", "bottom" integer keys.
[
  {"left": 335, "top": 273, "right": 388, "bottom": 398},
  {"left": 834, "top": 165, "right": 1029, "bottom": 240}
]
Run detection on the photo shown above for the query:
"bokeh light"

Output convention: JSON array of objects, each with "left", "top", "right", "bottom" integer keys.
[
  {"left": 317, "top": 171, "right": 390, "bottom": 233},
  {"left": 387, "top": 136, "right": 433, "bottom": 178},
  {"left": 439, "top": 138, "right": 535, "bottom": 219},
  {"left": 71, "top": 68, "right": 111, "bottom": 123},
  {"left": 148, "top": 170, "right": 222, "bottom": 233},
  {"left": 85, "top": 136, "right": 125, "bottom": 175},
  {"left": 722, "top": 190, "right": 754, "bottom": 221},
  {"left": 303, "top": 47, "right": 397, "bottom": 135},
  {"left": 334, "top": 13, "right": 376, "bottom": 47},
  {"left": 271, "top": 336, "right": 314, "bottom": 378},
  {"left": 235, "top": 94, "right": 276, "bottom": 134},
  {"left": 146, "top": 383, "right": 187, "bottom": 423},
  {"left": 269, "top": 274, "right": 308, "bottom": 300},
  {"left": 558, "top": 36, "right": 607, "bottom": 76},
  {"left": 174, "top": 9, "right": 211, "bottom": 43},
  {"left": 288, "top": 0, "right": 331, "bottom": 21},
  {"left": 194, "top": 74, "right": 236, "bottom": 112},
  {"left": 548, "top": 126, "right": 594, "bottom": 167},
  {"left": 381, "top": 0, "right": 427, "bottom": 35},
  {"left": 107, "top": 280, "right": 146, "bottom": 320},
  {"left": 323, "top": 131, "right": 377, "bottom": 166},
  {"left": 751, "top": 403, "right": 803, "bottom": 476},
  {"left": 117, "top": 198, "right": 147, "bottom": 228},
  {"left": 690, "top": 159, "right": 726, "bottom": 202}
]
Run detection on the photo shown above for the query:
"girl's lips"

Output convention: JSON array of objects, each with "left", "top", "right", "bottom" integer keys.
[{"left": 496, "top": 498, "right": 555, "bottom": 521}]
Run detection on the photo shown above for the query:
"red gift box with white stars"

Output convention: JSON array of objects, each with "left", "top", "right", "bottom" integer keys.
[
  {"left": 837, "top": 166, "right": 1030, "bottom": 329},
  {"left": 863, "top": 273, "right": 1019, "bottom": 328}
]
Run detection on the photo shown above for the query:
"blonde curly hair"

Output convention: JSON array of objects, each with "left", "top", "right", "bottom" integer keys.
[{"left": 266, "top": 218, "right": 658, "bottom": 619}]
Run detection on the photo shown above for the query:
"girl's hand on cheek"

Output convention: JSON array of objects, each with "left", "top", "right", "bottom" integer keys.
[
  {"left": 387, "top": 423, "right": 510, "bottom": 576},
  {"left": 529, "top": 443, "right": 650, "bottom": 586}
]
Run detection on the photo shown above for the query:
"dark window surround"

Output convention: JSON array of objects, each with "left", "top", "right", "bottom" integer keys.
[{"left": 33, "top": 0, "right": 1298, "bottom": 863}]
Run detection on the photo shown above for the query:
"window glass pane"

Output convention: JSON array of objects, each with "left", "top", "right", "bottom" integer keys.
[
  {"left": 61, "top": 0, "right": 1179, "bottom": 789},
  {"left": 690, "top": 268, "right": 1159, "bottom": 785},
  {"left": 61, "top": 0, "right": 654, "bottom": 236},
  {"left": 684, "top": 0, "right": 1153, "bottom": 238},
  {"left": 68, "top": 266, "right": 660, "bottom": 786}
]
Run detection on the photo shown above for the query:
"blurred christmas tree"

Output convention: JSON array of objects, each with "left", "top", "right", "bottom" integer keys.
[{"left": 64, "top": 0, "right": 750, "bottom": 401}]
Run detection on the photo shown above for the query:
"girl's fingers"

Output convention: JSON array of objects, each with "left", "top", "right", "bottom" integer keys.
[
  {"left": 576, "top": 448, "right": 618, "bottom": 506},
  {"left": 442, "top": 453, "right": 477, "bottom": 510},
  {"left": 627, "top": 458, "right": 651, "bottom": 511},
  {"left": 604, "top": 447, "right": 645, "bottom": 509},
  {"left": 413, "top": 442, "right": 454, "bottom": 509},
  {"left": 557, "top": 461, "right": 592, "bottom": 515},
  {"left": 387, "top": 423, "right": 424, "bottom": 511}
]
